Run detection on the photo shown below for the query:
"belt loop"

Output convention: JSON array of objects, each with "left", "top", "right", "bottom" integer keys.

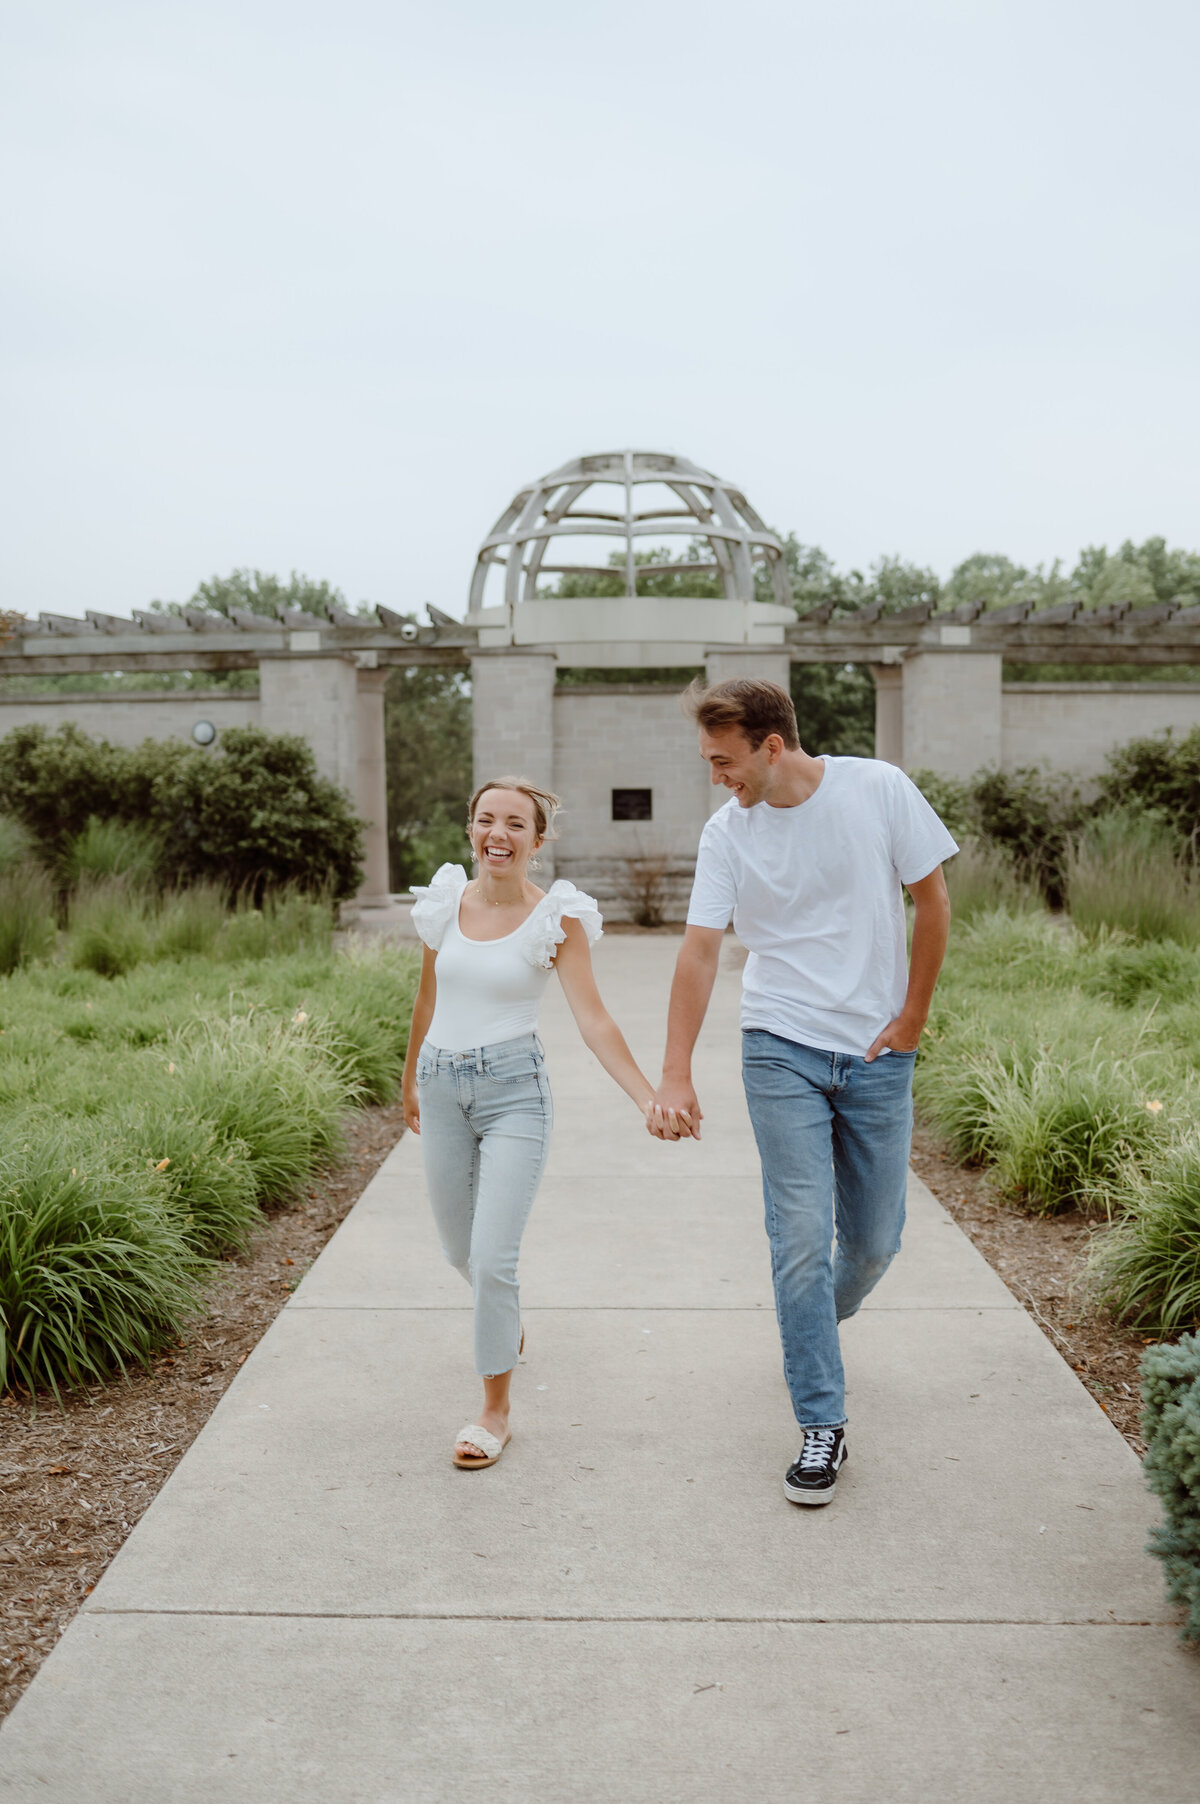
[{"left": 475, "top": 1046, "right": 484, "bottom": 1076}]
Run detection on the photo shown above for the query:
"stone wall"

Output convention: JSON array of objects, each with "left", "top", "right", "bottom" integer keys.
[
  {"left": 552, "top": 684, "right": 712, "bottom": 919},
  {"left": 1000, "top": 683, "right": 1200, "bottom": 778},
  {"left": 0, "top": 689, "right": 260, "bottom": 744}
]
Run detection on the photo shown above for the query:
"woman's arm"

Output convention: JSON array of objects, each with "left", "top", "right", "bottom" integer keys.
[
  {"left": 553, "top": 918, "right": 656, "bottom": 1116},
  {"left": 401, "top": 945, "right": 438, "bottom": 1133}
]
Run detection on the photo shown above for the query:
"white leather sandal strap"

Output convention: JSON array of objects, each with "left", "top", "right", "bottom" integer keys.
[{"left": 456, "top": 1423, "right": 503, "bottom": 1459}]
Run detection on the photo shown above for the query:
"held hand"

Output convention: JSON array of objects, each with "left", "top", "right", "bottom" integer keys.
[
  {"left": 864, "top": 1015, "right": 924, "bottom": 1063},
  {"left": 646, "top": 1080, "right": 703, "bottom": 1141},
  {"left": 402, "top": 1084, "right": 421, "bottom": 1135}
]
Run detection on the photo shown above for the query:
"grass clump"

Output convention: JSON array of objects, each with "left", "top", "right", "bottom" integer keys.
[
  {"left": 0, "top": 937, "right": 419, "bottom": 1396},
  {"left": 70, "top": 877, "right": 153, "bottom": 977},
  {"left": 169, "top": 1014, "right": 353, "bottom": 1202},
  {"left": 117, "top": 1107, "right": 259, "bottom": 1256},
  {"left": 978, "top": 1053, "right": 1163, "bottom": 1215},
  {"left": 0, "top": 862, "right": 56, "bottom": 976},
  {"left": 943, "top": 839, "right": 1043, "bottom": 923},
  {"left": 0, "top": 816, "right": 35, "bottom": 875},
  {"left": 1066, "top": 809, "right": 1200, "bottom": 946},
  {"left": 64, "top": 816, "right": 162, "bottom": 888},
  {"left": 0, "top": 1124, "right": 207, "bottom": 1400},
  {"left": 152, "top": 885, "right": 227, "bottom": 961}
]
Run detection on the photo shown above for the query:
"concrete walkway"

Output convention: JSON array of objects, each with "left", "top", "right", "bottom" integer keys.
[{"left": 2, "top": 937, "right": 1198, "bottom": 1801}]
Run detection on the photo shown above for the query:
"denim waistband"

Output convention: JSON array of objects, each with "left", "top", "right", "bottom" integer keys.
[{"left": 420, "top": 1031, "right": 543, "bottom": 1074}]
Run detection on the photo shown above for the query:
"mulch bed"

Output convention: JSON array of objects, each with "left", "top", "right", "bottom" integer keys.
[
  {"left": 910, "top": 1124, "right": 1153, "bottom": 1456},
  {"left": 0, "top": 1099, "right": 406, "bottom": 1724}
]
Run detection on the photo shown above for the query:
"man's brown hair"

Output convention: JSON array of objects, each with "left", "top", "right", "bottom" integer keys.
[{"left": 682, "top": 677, "right": 801, "bottom": 751}]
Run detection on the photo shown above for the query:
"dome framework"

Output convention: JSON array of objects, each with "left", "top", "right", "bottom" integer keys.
[{"left": 468, "top": 449, "right": 792, "bottom": 621}]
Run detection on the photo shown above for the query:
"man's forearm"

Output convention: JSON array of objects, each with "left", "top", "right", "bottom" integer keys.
[
  {"left": 901, "top": 895, "right": 951, "bottom": 1027},
  {"left": 662, "top": 947, "right": 720, "bottom": 1077}
]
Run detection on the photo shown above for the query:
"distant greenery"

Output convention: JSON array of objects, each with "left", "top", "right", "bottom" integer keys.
[
  {"left": 156, "top": 567, "right": 353, "bottom": 621},
  {"left": 384, "top": 667, "right": 473, "bottom": 890}
]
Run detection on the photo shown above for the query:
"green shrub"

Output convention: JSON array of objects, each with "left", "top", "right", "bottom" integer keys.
[
  {"left": 64, "top": 815, "right": 162, "bottom": 887},
  {"left": 0, "top": 863, "right": 56, "bottom": 975},
  {"left": 70, "top": 877, "right": 154, "bottom": 977},
  {"left": 0, "top": 723, "right": 363, "bottom": 899},
  {"left": 944, "top": 839, "right": 1043, "bottom": 922},
  {"left": 909, "top": 770, "right": 973, "bottom": 843},
  {"left": 969, "top": 766, "right": 1085, "bottom": 909},
  {"left": 1140, "top": 1332, "right": 1200, "bottom": 1644},
  {"left": 1097, "top": 725, "right": 1200, "bottom": 852},
  {"left": 1066, "top": 808, "right": 1200, "bottom": 945},
  {"left": 0, "top": 1123, "right": 206, "bottom": 1398},
  {"left": 1087, "top": 1136, "right": 1200, "bottom": 1333},
  {"left": 153, "top": 727, "right": 362, "bottom": 900}
]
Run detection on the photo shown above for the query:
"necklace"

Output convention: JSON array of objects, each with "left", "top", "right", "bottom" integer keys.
[{"left": 475, "top": 880, "right": 519, "bottom": 908}]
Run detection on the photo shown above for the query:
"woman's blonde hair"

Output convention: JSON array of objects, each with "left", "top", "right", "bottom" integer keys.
[{"left": 467, "top": 776, "right": 561, "bottom": 845}]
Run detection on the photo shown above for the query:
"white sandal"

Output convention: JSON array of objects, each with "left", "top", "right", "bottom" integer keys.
[{"left": 453, "top": 1424, "right": 511, "bottom": 1469}]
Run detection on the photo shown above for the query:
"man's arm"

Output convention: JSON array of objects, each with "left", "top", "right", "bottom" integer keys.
[
  {"left": 863, "top": 865, "right": 952, "bottom": 1062},
  {"left": 648, "top": 924, "right": 724, "bottom": 1139}
]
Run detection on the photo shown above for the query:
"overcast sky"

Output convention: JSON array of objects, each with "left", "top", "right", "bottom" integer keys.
[{"left": 3, "top": 0, "right": 1198, "bottom": 621}]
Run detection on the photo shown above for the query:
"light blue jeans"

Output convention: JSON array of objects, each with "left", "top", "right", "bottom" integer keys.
[
  {"left": 416, "top": 1033, "right": 553, "bottom": 1377},
  {"left": 741, "top": 1030, "right": 915, "bottom": 1429}
]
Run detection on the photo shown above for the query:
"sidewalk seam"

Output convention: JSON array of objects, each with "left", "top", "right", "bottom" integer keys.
[{"left": 81, "top": 1609, "right": 1172, "bottom": 1627}]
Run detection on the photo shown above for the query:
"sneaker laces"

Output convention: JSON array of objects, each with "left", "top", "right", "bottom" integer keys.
[{"left": 798, "top": 1428, "right": 837, "bottom": 1472}]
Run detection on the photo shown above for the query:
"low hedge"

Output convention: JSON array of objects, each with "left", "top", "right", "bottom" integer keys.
[
  {"left": 1142, "top": 1332, "right": 1200, "bottom": 1644},
  {"left": 0, "top": 722, "right": 364, "bottom": 899}
]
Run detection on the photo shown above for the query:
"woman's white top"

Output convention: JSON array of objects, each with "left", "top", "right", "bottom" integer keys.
[{"left": 410, "top": 863, "right": 603, "bottom": 1053}]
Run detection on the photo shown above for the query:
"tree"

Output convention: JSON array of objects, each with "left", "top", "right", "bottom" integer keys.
[
  {"left": 151, "top": 568, "right": 352, "bottom": 619},
  {"left": 384, "top": 667, "right": 473, "bottom": 889}
]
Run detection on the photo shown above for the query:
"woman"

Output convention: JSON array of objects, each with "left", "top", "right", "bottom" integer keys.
[{"left": 402, "top": 776, "right": 657, "bottom": 1470}]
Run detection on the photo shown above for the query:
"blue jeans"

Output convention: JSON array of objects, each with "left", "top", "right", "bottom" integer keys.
[
  {"left": 416, "top": 1033, "right": 553, "bottom": 1377},
  {"left": 741, "top": 1030, "right": 915, "bottom": 1429}
]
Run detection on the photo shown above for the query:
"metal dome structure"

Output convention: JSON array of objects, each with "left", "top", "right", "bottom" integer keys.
[{"left": 467, "top": 449, "right": 792, "bottom": 622}]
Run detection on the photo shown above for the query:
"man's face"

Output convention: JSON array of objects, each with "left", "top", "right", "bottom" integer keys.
[{"left": 698, "top": 724, "right": 779, "bottom": 807}]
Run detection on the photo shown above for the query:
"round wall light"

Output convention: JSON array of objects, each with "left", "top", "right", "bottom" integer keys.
[{"left": 192, "top": 720, "right": 217, "bottom": 746}]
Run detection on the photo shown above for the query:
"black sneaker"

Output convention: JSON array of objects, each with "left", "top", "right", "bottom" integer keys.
[{"left": 783, "top": 1427, "right": 847, "bottom": 1506}]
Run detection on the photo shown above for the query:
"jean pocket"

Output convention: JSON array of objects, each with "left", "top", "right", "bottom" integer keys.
[
  {"left": 483, "top": 1045, "right": 542, "bottom": 1085},
  {"left": 416, "top": 1051, "right": 434, "bottom": 1084}
]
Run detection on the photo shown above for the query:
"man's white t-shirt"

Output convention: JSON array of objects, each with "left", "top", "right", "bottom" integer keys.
[{"left": 686, "top": 757, "right": 958, "bottom": 1057}]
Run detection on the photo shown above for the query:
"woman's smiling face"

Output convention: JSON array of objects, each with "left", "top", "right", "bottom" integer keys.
[{"left": 470, "top": 787, "right": 542, "bottom": 878}]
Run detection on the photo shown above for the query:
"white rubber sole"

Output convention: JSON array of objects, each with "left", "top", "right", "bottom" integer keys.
[{"left": 783, "top": 1478, "right": 839, "bottom": 1506}]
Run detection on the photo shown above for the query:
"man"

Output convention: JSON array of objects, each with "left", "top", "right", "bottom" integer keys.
[{"left": 650, "top": 678, "right": 957, "bottom": 1506}]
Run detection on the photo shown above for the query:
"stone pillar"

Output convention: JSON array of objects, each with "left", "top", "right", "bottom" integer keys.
[
  {"left": 901, "top": 651, "right": 1003, "bottom": 775},
  {"left": 469, "top": 650, "right": 558, "bottom": 880},
  {"left": 258, "top": 654, "right": 384, "bottom": 903},
  {"left": 870, "top": 664, "right": 904, "bottom": 765},
  {"left": 258, "top": 655, "right": 360, "bottom": 795},
  {"left": 355, "top": 667, "right": 390, "bottom": 908}
]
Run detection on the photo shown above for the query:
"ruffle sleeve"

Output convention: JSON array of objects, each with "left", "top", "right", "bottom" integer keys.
[
  {"left": 523, "top": 879, "right": 604, "bottom": 970},
  {"left": 409, "top": 863, "right": 468, "bottom": 950}
]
